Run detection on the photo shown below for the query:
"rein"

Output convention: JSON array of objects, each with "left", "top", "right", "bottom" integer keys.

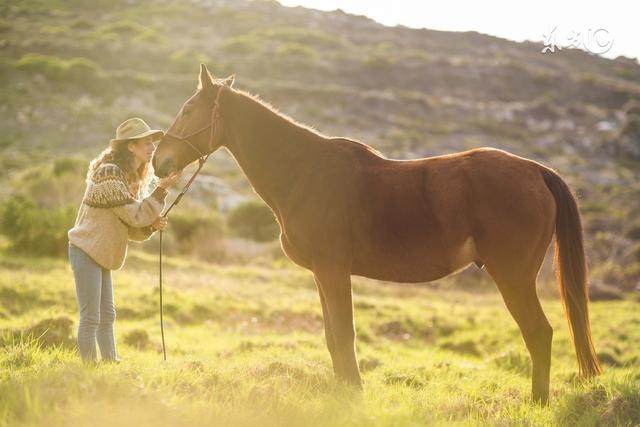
[{"left": 156, "top": 88, "right": 223, "bottom": 361}]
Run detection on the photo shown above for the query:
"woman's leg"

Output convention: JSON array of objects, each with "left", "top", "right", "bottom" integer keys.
[
  {"left": 68, "top": 244, "right": 102, "bottom": 363},
  {"left": 97, "top": 267, "right": 119, "bottom": 361}
]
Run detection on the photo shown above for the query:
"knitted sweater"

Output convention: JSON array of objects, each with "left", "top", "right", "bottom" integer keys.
[{"left": 68, "top": 162, "right": 168, "bottom": 270}]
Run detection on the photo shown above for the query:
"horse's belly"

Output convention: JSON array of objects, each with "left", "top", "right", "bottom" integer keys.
[{"left": 351, "top": 236, "right": 478, "bottom": 283}]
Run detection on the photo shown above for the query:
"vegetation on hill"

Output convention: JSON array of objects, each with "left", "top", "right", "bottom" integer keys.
[
  {"left": 0, "top": 0, "right": 639, "bottom": 290},
  {"left": 1, "top": 2, "right": 639, "bottom": 424}
]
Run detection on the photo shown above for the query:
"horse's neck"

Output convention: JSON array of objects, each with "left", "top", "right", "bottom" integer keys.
[{"left": 223, "top": 92, "right": 323, "bottom": 209}]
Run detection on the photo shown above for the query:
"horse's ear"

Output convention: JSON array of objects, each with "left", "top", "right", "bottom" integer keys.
[
  {"left": 197, "top": 63, "right": 213, "bottom": 90},
  {"left": 222, "top": 74, "right": 235, "bottom": 88}
]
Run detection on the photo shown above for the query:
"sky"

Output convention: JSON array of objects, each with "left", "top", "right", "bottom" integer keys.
[{"left": 277, "top": 0, "right": 639, "bottom": 61}]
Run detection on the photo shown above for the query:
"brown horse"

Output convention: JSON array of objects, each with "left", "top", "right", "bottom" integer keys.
[{"left": 153, "top": 65, "right": 601, "bottom": 404}]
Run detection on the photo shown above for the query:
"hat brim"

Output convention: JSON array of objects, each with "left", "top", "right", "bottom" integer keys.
[{"left": 110, "top": 129, "right": 164, "bottom": 144}]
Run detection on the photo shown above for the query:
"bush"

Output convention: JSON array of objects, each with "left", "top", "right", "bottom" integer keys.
[
  {"left": 227, "top": 200, "right": 279, "bottom": 242},
  {"left": 52, "top": 157, "right": 84, "bottom": 177},
  {"left": 0, "top": 195, "right": 76, "bottom": 257},
  {"left": 70, "top": 18, "right": 94, "bottom": 30},
  {"left": 66, "top": 57, "right": 102, "bottom": 81},
  {"left": 15, "top": 54, "right": 69, "bottom": 80},
  {"left": 123, "top": 329, "right": 150, "bottom": 350},
  {"left": 22, "top": 316, "right": 75, "bottom": 349},
  {"left": 95, "top": 20, "right": 148, "bottom": 37},
  {"left": 167, "top": 210, "right": 225, "bottom": 253},
  {"left": 257, "top": 27, "right": 344, "bottom": 48},
  {"left": 221, "top": 35, "right": 264, "bottom": 54},
  {"left": 15, "top": 54, "right": 102, "bottom": 82},
  {"left": 275, "top": 43, "right": 318, "bottom": 61},
  {"left": 16, "top": 164, "right": 85, "bottom": 208},
  {"left": 363, "top": 54, "right": 395, "bottom": 70},
  {"left": 169, "top": 50, "right": 212, "bottom": 72}
]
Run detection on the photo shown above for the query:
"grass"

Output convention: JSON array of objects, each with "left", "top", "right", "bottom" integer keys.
[{"left": 0, "top": 250, "right": 638, "bottom": 426}]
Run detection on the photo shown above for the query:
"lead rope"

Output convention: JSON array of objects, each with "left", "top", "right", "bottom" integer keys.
[
  {"left": 156, "top": 87, "right": 223, "bottom": 361},
  {"left": 158, "top": 155, "right": 209, "bottom": 361}
]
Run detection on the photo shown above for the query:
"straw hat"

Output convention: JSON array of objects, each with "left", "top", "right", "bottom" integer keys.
[{"left": 110, "top": 117, "right": 164, "bottom": 144}]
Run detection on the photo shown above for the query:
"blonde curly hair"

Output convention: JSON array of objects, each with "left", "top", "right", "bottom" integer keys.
[{"left": 87, "top": 139, "right": 155, "bottom": 199}]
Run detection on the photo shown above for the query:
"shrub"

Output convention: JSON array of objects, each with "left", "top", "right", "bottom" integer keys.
[
  {"left": 227, "top": 200, "right": 279, "bottom": 242},
  {"left": 65, "top": 57, "right": 102, "bottom": 81},
  {"left": 275, "top": 43, "right": 318, "bottom": 61},
  {"left": 22, "top": 316, "right": 75, "bottom": 349},
  {"left": 363, "top": 54, "right": 395, "bottom": 70},
  {"left": 221, "top": 35, "right": 264, "bottom": 54},
  {"left": 71, "top": 18, "right": 94, "bottom": 30},
  {"left": 134, "top": 29, "right": 168, "bottom": 45},
  {"left": 257, "top": 27, "right": 344, "bottom": 48},
  {"left": 52, "top": 157, "right": 84, "bottom": 177},
  {"left": 15, "top": 54, "right": 102, "bottom": 82},
  {"left": 15, "top": 54, "right": 69, "bottom": 80},
  {"left": 16, "top": 164, "right": 84, "bottom": 208},
  {"left": 169, "top": 50, "right": 211, "bottom": 72},
  {"left": 95, "top": 20, "right": 148, "bottom": 37},
  {"left": 0, "top": 195, "right": 76, "bottom": 257},
  {"left": 167, "top": 210, "right": 225, "bottom": 253},
  {"left": 123, "top": 329, "right": 150, "bottom": 350},
  {"left": 40, "top": 25, "right": 71, "bottom": 36}
]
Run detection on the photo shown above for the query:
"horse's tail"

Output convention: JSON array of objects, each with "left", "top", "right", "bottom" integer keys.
[{"left": 541, "top": 168, "right": 602, "bottom": 378}]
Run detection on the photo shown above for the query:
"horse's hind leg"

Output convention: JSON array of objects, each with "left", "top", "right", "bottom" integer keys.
[{"left": 486, "top": 266, "right": 553, "bottom": 404}]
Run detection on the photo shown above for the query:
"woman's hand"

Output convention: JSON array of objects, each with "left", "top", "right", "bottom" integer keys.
[
  {"left": 158, "top": 171, "right": 183, "bottom": 189},
  {"left": 151, "top": 216, "right": 168, "bottom": 231}
]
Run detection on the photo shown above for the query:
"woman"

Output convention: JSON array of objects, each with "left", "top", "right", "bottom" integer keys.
[{"left": 67, "top": 117, "right": 182, "bottom": 364}]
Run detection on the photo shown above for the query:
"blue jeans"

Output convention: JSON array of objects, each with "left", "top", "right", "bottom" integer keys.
[{"left": 68, "top": 243, "right": 119, "bottom": 363}]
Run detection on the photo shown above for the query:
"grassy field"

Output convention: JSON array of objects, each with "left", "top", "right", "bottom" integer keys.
[{"left": 0, "top": 250, "right": 638, "bottom": 426}]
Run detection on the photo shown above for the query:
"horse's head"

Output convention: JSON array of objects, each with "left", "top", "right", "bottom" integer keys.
[{"left": 153, "top": 64, "right": 234, "bottom": 178}]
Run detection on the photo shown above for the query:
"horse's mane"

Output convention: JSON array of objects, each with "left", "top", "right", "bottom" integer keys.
[
  {"left": 228, "top": 86, "right": 387, "bottom": 160},
  {"left": 231, "top": 88, "right": 328, "bottom": 139}
]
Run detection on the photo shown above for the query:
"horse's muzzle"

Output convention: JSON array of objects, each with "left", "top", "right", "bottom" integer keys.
[{"left": 154, "top": 158, "right": 176, "bottom": 178}]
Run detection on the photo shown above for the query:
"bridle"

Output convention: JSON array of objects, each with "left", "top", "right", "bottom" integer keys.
[
  {"left": 156, "top": 86, "right": 224, "bottom": 361},
  {"left": 160, "top": 86, "right": 224, "bottom": 217},
  {"left": 164, "top": 87, "right": 223, "bottom": 163},
  {"left": 164, "top": 85, "right": 224, "bottom": 167}
]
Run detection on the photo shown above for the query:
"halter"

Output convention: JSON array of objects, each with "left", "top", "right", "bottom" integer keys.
[
  {"left": 159, "top": 86, "right": 224, "bottom": 216},
  {"left": 164, "top": 86, "right": 224, "bottom": 162}
]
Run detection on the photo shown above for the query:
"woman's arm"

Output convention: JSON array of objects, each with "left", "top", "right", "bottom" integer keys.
[
  {"left": 84, "top": 163, "right": 172, "bottom": 228},
  {"left": 111, "top": 187, "right": 167, "bottom": 228},
  {"left": 128, "top": 224, "right": 156, "bottom": 242}
]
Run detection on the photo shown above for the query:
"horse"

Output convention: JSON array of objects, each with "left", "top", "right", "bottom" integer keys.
[{"left": 152, "top": 65, "right": 601, "bottom": 404}]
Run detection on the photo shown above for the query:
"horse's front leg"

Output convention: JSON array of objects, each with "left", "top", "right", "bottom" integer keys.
[
  {"left": 313, "top": 261, "right": 361, "bottom": 387},
  {"left": 313, "top": 277, "right": 337, "bottom": 366}
]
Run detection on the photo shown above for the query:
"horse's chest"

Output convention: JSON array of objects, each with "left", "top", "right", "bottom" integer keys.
[{"left": 279, "top": 232, "right": 312, "bottom": 269}]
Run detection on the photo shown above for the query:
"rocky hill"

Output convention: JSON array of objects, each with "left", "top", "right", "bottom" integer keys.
[{"left": 1, "top": 0, "right": 639, "bottom": 290}]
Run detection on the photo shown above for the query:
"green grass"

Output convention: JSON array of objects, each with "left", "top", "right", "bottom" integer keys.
[{"left": 0, "top": 250, "right": 638, "bottom": 426}]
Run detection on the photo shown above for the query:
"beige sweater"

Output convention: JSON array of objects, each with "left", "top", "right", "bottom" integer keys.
[{"left": 68, "top": 163, "right": 168, "bottom": 270}]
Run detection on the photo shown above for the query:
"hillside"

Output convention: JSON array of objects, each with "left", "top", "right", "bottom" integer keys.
[{"left": 0, "top": 0, "right": 639, "bottom": 290}]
